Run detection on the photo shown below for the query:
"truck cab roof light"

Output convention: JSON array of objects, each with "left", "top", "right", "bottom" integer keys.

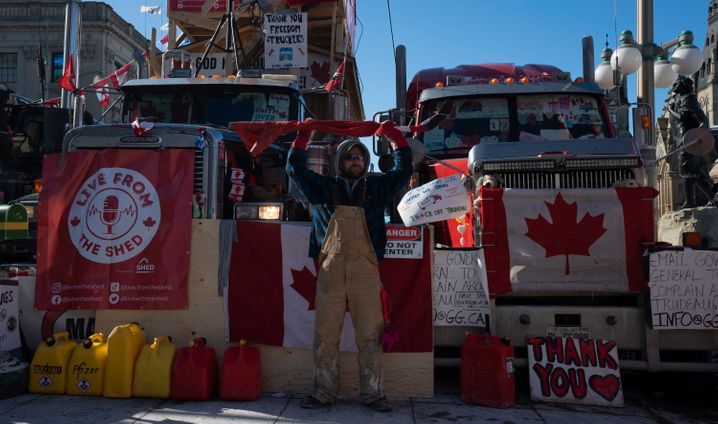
[
  {"left": 435, "top": 82, "right": 445, "bottom": 88},
  {"left": 489, "top": 78, "right": 500, "bottom": 85},
  {"left": 504, "top": 77, "right": 515, "bottom": 84},
  {"left": 519, "top": 76, "right": 530, "bottom": 83},
  {"left": 574, "top": 77, "right": 585, "bottom": 82}
]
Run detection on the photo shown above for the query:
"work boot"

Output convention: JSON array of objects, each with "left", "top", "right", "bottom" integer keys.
[
  {"left": 300, "top": 395, "right": 330, "bottom": 409},
  {"left": 365, "top": 397, "right": 392, "bottom": 412}
]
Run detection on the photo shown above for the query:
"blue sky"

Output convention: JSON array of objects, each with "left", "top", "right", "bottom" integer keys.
[{"left": 105, "top": 0, "right": 708, "bottom": 121}]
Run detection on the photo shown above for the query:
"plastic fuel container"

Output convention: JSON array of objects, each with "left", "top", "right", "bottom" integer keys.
[
  {"left": 133, "top": 336, "right": 176, "bottom": 398},
  {"left": 219, "top": 340, "right": 260, "bottom": 401},
  {"left": 29, "top": 331, "right": 76, "bottom": 394},
  {"left": 102, "top": 323, "right": 146, "bottom": 398},
  {"left": 460, "top": 333, "right": 515, "bottom": 408},
  {"left": 66, "top": 333, "right": 107, "bottom": 396},
  {"left": 171, "top": 337, "right": 218, "bottom": 401}
]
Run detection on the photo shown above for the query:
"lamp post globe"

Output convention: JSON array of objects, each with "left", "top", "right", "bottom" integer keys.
[
  {"left": 610, "top": 30, "right": 643, "bottom": 75},
  {"left": 594, "top": 47, "right": 616, "bottom": 90},
  {"left": 654, "top": 56, "right": 678, "bottom": 88},
  {"left": 670, "top": 46, "right": 703, "bottom": 75},
  {"left": 670, "top": 32, "right": 704, "bottom": 76}
]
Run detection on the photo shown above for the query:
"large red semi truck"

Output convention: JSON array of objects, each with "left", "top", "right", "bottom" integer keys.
[{"left": 384, "top": 60, "right": 716, "bottom": 371}]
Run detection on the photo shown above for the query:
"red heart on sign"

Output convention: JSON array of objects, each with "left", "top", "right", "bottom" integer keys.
[{"left": 588, "top": 374, "right": 621, "bottom": 402}]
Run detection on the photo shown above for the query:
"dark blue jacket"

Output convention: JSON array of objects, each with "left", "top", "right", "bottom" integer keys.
[{"left": 286, "top": 144, "right": 412, "bottom": 261}]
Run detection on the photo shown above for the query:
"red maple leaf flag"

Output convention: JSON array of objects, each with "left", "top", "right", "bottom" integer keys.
[
  {"left": 59, "top": 52, "right": 78, "bottom": 92},
  {"left": 227, "top": 222, "right": 433, "bottom": 353},
  {"left": 92, "top": 77, "right": 111, "bottom": 107},
  {"left": 110, "top": 62, "right": 133, "bottom": 88},
  {"left": 524, "top": 193, "right": 607, "bottom": 275},
  {"left": 477, "top": 187, "right": 657, "bottom": 296},
  {"left": 228, "top": 222, "right": 358, "bottom": 351},
  {"left": 290, "top": 266, "right": 317, "bottom": 310},
  {"left": 324, "top": 59, "right": 345, "bottom": 92}
]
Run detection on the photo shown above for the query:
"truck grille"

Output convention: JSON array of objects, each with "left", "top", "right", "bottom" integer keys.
[
  {"left": 499, "top": 169, "right": 634, "bottom": 189},
  {"left": 194, "top": 149, "right": 205, "bottom": 193}
]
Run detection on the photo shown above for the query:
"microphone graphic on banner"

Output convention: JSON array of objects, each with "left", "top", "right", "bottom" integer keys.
[{"left": 101, "top": 195, "right": 120, "bottom": 234}]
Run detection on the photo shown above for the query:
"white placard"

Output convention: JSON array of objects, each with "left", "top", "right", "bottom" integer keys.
[
  {"left": 384, "top": 225, "right": 423, "bottom": 259},
  {"left": 264, "top": 12, "right": 308, "bottom": 69},
  {"left": 0, "top": 280, "right": 20, "bottom": 353},
  {"left": 649, "top": 249, "right": 718, "bottom": 330},
  {"left": 162, "top": 53, "right": 229, "bottom": 77},
  {"left": 251, "top": 107, "right": 280, "bottom": 121},
  {"left": 527, "top": 336, "right": 624, "bottom": 406},
  {"left": 398, "top": 174, "right": 469, "bottom": 226},
  {"left": 432, "top": 249, "right": 490, "bottom": 327}
]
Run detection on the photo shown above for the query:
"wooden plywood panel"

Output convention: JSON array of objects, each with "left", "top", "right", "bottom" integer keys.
[
  {"left": 96, "top": 219, "right": 434, "bottom": 398},
  {"left": 96, "top": 219, "right": 225, "bottom": 350},
  {"left": 258, "top": 346, "right": 433, "bottom": 398}
]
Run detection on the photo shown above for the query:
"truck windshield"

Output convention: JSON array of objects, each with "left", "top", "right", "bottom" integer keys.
[
  {"left": 122, "top": 86, "right": 298, "bottom": 128},
  {"left": 419, "top": 93, "right": 608, "bottom": 157}
]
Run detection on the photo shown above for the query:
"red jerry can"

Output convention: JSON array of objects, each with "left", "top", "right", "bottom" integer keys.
[
  {"left": 171, "top": 338, "right": 218, "bottom": 401},
  {"left": 219, "top": 340, "right": 260, "bottom": 401},
  {"left": 460, "top": 333, "right": 515, "bottom": 408}
]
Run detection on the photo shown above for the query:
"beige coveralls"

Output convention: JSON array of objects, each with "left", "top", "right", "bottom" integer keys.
[{"left": 311, "top": 205, "right": 385, "bottom": 404}]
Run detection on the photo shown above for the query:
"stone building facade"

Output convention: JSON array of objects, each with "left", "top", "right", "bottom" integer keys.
[
  {"left": 0, "top": 0, "right": 148, "bottom": 122},
  {"left": 696, "top": 1, "right": 718, "bottom": 125}
]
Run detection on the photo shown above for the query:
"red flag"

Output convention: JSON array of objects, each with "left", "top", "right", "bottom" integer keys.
[
  {"left": 228, "top": 119, "right": 416, "bottom": 156},
  {"left": 36, "top": 149, "right": 195, "bottom": 310},
  {"left": 110, "top": 62, "right": 133, "bottom": 88},
  {"left": 324, "top": 59, "right": 345, "bottom": 92},
  {"left": 478, "top": 187, "right": 658, "bottom": 297},
  {"left": 92, "top": 77, "right": 111, "bottom": 107},
  {"left": 227, "top": 222, "right": 432, "bottom": 352},
  {"left": 91, "top": 62, "right": 133, "bottom": 108},
  {"left": 59, "top": 52, "right": 78, "bottom": 92}
]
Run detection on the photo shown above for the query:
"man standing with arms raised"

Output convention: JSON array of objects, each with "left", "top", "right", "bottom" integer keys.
[{"left": 286, "top": 121, "right": 412, "bottom": 412}]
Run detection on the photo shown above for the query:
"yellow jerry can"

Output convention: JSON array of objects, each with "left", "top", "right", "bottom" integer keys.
[
  {"left": 102, "top": 323, "right": 146, "bottom": 398},
  {"left": 66, "top": 333, "right": 107, "bottom": 396},
  {"left": 132, "top": 336, "right": 176, "bottom": 398},
  {"left": 29, "top": 331, "right": 75, "bottom": 394}
]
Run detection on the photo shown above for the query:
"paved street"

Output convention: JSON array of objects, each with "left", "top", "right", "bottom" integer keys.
[{"left": 1, "top": 368, "right": 716, "bottom": 423}]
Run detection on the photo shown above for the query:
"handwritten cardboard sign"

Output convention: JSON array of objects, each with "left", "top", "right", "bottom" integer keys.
[
  {"left": 649, "top": 249, "right": 718, "bottom": 330},
  {"left": 263, "top": 12, "right": 308, "bottom": 69},
  {"left": 527, "top": 336, "right": 624, "bottom": 406},
  {"left": 0, "top": 279, "right": 20, "bottom": 354},
  {"left": 398, "top": 174, "right": 469, "bottom": 226},
  {"left": 432, "top": 249, "right": 490, "bottom": 328}
]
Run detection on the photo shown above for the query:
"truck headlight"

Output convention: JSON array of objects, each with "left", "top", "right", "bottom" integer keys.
[
  {"left": 235, "top": 203, "right": 283, "bottom": 220},
  {"left": 258, "top": 205, "right": 282, "bottom": 220}
]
